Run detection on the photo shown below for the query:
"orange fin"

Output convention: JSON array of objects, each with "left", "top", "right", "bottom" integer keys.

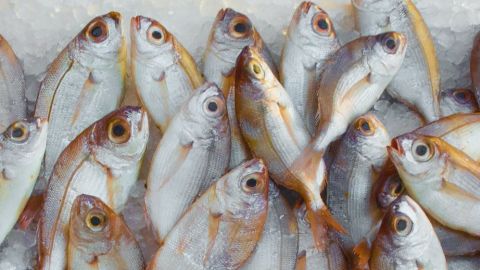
[
  {"left": 352, "top": 239, "right": 371, "bottom": 270},
  {"left": 290, "top": 144, "right": 325, "bottom": 185},
  {"left": 17, "top": 193, "right": 44, "bottom": 230},
  {"left": 306, "top": 206, "right": 347, "bottom": 250}
]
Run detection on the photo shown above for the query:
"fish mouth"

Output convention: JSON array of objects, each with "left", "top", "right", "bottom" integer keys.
[
  {"left": 301, "top": 1, "right": 314, "bottom": 14},
  {"left": 389, "top": 138, "right": 404, "bottom": 156},
  {"left": 215, "top": 8, "right": 227, "bottom": 22},
  {"left": 244, "top": 158, "right": 267, "bottom": 175},
  {"left": 107, "top": 11, "right": 122, "bottom": 27},
  {"left": 131, "top": 15, "right": 147, "bottom": 32}
]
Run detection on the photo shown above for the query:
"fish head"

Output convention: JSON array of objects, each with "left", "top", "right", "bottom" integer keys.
[
  {"left": 76, "top": 12, "right": 124, "bottom": 64},
  {"left": 376, "top": 172, "right": 404, "bottom": 210},
  {"left": 352, "top": 0, "right": 401, "bottom": 13},
  {"left": 130, "top": 15, "right": 175, "bottom": 62},
  {"left": 90, "top": 106, "right": 149, "bottom": 165},
  {"left": 0, "top": 118, "right": 48, "bottom": 164},
  {"left": 216, "top": 159, "right": 269, "bottom": 219},
  {"left": 440, "top": 88, "right": 478, "bottom": 116},
  {"left": 367, "top": 32, "right": 407, "bottom": 78},
  {"left": 347, "top": 113, "right": 390, "bottom": 170}
]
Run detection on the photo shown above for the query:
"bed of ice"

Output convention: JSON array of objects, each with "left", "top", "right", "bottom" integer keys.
[{"left": 0, "top": 0, "right": 479, "bottom": 269}]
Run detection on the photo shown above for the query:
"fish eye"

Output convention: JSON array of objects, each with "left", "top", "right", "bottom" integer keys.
[
  {"left": 312, "top": 14, "right": 331, "bottom": 35},
  {"left": 391, "top": 215, "right": 413, "bottom": 236},
  {"left": 453, "top": 89, "right": 473, "bottom": 104},
  {"left": 389, "top": 181, "right": 404, "bottom": 197},
  {"left": 241, "top": 174, "right": 264, "bottom": 193},
  {"left": 248, "top": 60, "right": 265, "bottom": 80},
  {"left": 87, "top": 20, "right": 108, "bottom": 43},
  {"left": 411, "top": 140, "right": 433, "bottom": 162},
  {"left": 107, "top": 118, "right": 131, "bottom": 144},
  {"left": 147, "top": 25, "right": 166, "bottom": 45},
  {"left": 86, "top": 211, "right": 107, "bottom": 232},
  {"left": 382, "top": 33, "right": 399, "bottom": 54},
  {"left": 354, "top": 117, "right": 375, "bottom": 136},
  {"left": 7, "top": 121, "right": 29, "bottom": 142},
  {"left": 229, "top": 16, "right": 252, "bottom": 38},
  {"left": 203, "top": 96, "right": 225, "bottom": 118}
]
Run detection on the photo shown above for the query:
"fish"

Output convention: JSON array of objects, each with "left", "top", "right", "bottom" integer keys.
[
  {"left": 352, "top": 0, "right": 441, "bottom": 122},
  {"left": 241, "top": 181, "right": 298, "bottom": 270},
  {"left": 67, "top": 194, "right": 144, "bottom": 270},
  {"left": 369, "top": 195, "right": 447, "bottom": 269},
  {"left": 38, "top": 106, "right": 149, "bottom": 270},
  {"left": 447, "top": 256, "right": 480, "bottom": 270},
  {"left": 235, "top": 45, "right": 342, "bottom": 249},
  {"left": 294, "top": 203, "right": 348, "bottom": 270},
  {"left": 471, "top": 32, "right": 480, "bottom": 104},
  {"left": 0, "top": 118, "right": 47, "bottom": 244},
  {"left": 327, "top": 113, "right": 390, "bottom": 257},
  {"left": 146, "top": 159, "right": 269, "bottom": 270},
  {"left": 439, "top": 88, "right": 478, "bottom": 117},
  {"left": 0, "top": 35, "right": 27, "bottom": 132},
  {"left": 131, "top": 15, "right": 204, "bottom": 133},
  {"left": 388, "top": 133, "right": 480, "bottom": 237},
  {"left": 203, "top": 8, "right": 277, "bottom": 169},
  {"left": 280, "top": 1, "right": 340, "bottom": 135},
  {"left": 145, "top": 82, "right": 230, "bottom": 242},
  {"left": 34, "top": 12, "right": 126, "bottom": 183}
]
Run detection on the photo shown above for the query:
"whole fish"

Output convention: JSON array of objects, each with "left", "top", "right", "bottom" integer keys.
[
  {"left": 369, "top": 195, "right": 447, "bottom": 269},
  {"left": 0, "top": 35, "right": 26, "bottom": 132},
  {"left": 439, "top": 88, "right": 478, "bottom": 117},
  {"left": 352, "top": 0, "right": 441, "bottom": 122},
  {"left": 295, "top": 203, "right": 347, "bottom": 270},
  {"left": 68, "top": 194, "right": 144, "bottom": 270},
  {"left": 389, "top": 133, "right": 480, "bottom": 236},
  {"left": 34, "top": 12, "right": 126, "bottom": 182},
  {"left": 471, "top": 32, "right": 480, "bottom": 104},
  {"left": 241, "top": 181, "right": 298, "bottom": 270},
  {"left": 447, "top": 256, "right": 480, "bottom": 270},
  {"left": 203, "top": 8, "right": 277, "bottom": 169},
  {"left": 280, "top": 1, "right": 340, "bottom": 135},
  {"left": 131, "top": 15, "right": 204, "bottom": 132},
  {"left": 327, "top": 113, "right": 390, "bottom": 257},
  {"left": 147, "top": 159, "right": 269, "bottom": 270},
  {"left": 0, "top": 118, "right": 47, "bottom": 244},
  {"left": 39, "top": 106, "right": 149, "bottom": 270},
  {"left": 235, "top": 46, "right": 342, "bottom": 249},
  {"left": 145, "top": 82, "right": 230, "bottom": 242}
]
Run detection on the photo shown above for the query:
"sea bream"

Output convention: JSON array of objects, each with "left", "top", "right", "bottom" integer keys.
[
  {"left": 131, "top": 15, "right": 204, "bottom": 133},
  {"left": 280, "top": 1, "right": 340, "bottom": 135},
  {"left": 34, "top": 12, "right": 126, "bottom": 182},
  {"left": 38, "top": 106, "right": 149, "bottom": 270}
]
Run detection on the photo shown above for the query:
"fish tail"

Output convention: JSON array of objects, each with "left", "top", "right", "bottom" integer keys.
[
  {"left": 290, "top": 143, "right": 325, "bottom": 185},
  {"left": 306, "top": 204, "right": 347, "bottom": 250},
  {"left": 352, "top": 238, "right": 371, "bottom": 270}
]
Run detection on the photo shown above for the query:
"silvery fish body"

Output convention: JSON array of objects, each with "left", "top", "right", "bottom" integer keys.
[
  {"left": 439, "top": 88, "right": 478, "bottom": 117},
  {"left": 34, "top": 12, "right": 126, "bottom": 182},
  {"left": 280, "top": 1, "right": 340, "bottom": 135},
  {"left": 470, "top": 32, "right": 480, "bottom": 104},
  {"left": 447, "top": 256, "right": 480, "bottom": 270},
  {"left": 0, "top": 118, "right": 47, "bottom": 245},
  {"left": 145, "top": 83, "right": 230, "bottom": 242},
  {"left": 131, "top": 15, "right": 204, "bottom": 133},
  {"left": 39, "top": 106, "right": 149, "bottom": 270},
  {"left": 0, "top": 35, "right": 26, "bottom": 132}
]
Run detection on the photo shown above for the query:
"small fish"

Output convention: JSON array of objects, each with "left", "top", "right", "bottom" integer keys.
[
  {"left": 39, "top": 106, "right": 149, "bottom": 270},
  {"left": 447, "top": 256, "right": 480, "bottom": 270},
  {"left": 131, "top": 15, "right": 204, "bottom": 133},
  {"left": 280, "top": 1, "right": 340, "bottom": 135},
  {"left": 67, "top": 194, "right": 144, "bottom": 270},
  {"left": 294, "top": 203, "right": 348, "bottom": 270},
  {"left": 370, "top": 195, "right": 447, "bottom": 270},
  {"left": 327, "top": 113, "right": 390, "bottom": 257},
  {"left": 470, "top": 32, "right": 480, "bottom": 104},
  {"left": 235, "top": 46, "right": 341, "bottom": 249},
  {"left": 0, "top": 118, "right": 47, "bottom": 245},
  {"left": 0, "top": 35, "right": 26, "bottom": 132},
  {"left": 147, "top": 159, "right": 269, "bottom": 270},
  {"left": 241, "top": 181, "right": 298, "bottom": 270},
  {"left": 439, "top": 88, "right": 478, "bottom": 116},
  {"left": 388, "top": 133, "right": 480, "bottom": 237},
  {"left": 34, "top": 12, "right": 126, "bottom": 182},
  {"left": 352, "top": 0, "right": 441, "bottom": 122},
  {"left": 145, "top": 82, "right": 230, "bottom": 242},
  {"left": 203, "top": 8, "right": 277, "bottom": 169}
]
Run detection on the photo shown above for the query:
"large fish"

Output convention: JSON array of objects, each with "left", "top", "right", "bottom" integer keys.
[
  {"left": 352, "top": 0, "right": 441, "bottom": 122},
  {"left": 0, "top": 35, "right": 26, "bottom": 132},
  {"left": 241, "top": 181, "right": 298, "bottom": 270},
  {"left": 389, "top": 133, "right": 480, "bottom": 236},
  {"left": 202, "top": 8, "right": 277, "bottom": 169},
  {"left": 145, "top": 82, "right": 230, "bottom": 242},
  {"left": 147, "top": 159, "right": 269, "bottom": 270},
  {"left": 0, "top": 118, "right": 47, "bottom": 244},
  {"left": 471, "top": 32, "right": 480, "bottom": 104},
  {"left": 439, "top": 88, "right": 478, "bottom": 117},
  {"left": 369, "top": 195, "right": 447, "bottom": 269},
  {"left": 280, "top": 1, "right": 340, "bottom": 135},
  {"left": 68, "top": 194, "right": 144, "bottom": 270},
  {"left": 131, "top": 15, "right": 204, "bottom": 133},
  {"left": 235, "top": 46, "right": 342, "bottom": 248},
  {"left": 34, "top": 12, "right": 126, "bottom": 182},
  {"left": 38, "top": 106, "right": 149, "bottom": 270},
  {"left": 327, "top": 113, "right": 390, "bottom": 257}
]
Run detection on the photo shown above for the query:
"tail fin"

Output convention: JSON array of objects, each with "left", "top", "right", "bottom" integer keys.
[
  {"left": 290, "top": 143, "right": 324, "bottom": 185},
  {"left": 306, "top": 205, "right": 347, "bottom": 250},
  {"left": 352, "top": 239, "right": 371, "bottom": 270}
]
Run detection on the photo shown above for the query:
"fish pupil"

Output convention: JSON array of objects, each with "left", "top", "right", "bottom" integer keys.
[
  {"left": 91, "top": 26, "right": 103, "bottom": 38},
  {"left": 361, "top": 121, "right": 370, "bottom": 132},
  {"left": 415, "top": 145, "right": 427, "bottom": 156},
  {"left": 396, "top": 219, "right": 407, "bottom": 231},
  {"left": 12, "top": 128, "right": 24, "bottom": 138},
  {"left": 234, "top": 23, "right": 247, "bottom": 33},
  {"left": 90, "top": 216, "right": 101, "bottom": 226},
  {"left": 317, "top": 19, "right": 329, "bottom": 30},
  {"left": 207, "top": 101, "right": 218, "bottom": 112},
  {"left": 386, "top": 38, "right": 396, "bottom": 50},
  {"left": 454, "top": 91, "right": 466, "bottom": 101},
  {"left": 113, "top": 124, "right": 126, "bottom": 137},
  {"left": 152, "top": 30, "right": 162, "bottom": 40},
  {"left": 246, "top": 178, "right": 257, "bottom": 188}
]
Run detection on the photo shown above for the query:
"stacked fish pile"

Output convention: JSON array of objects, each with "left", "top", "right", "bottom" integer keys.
[{"left": 0, "top": 0, "right": 480, "bottom": 269}]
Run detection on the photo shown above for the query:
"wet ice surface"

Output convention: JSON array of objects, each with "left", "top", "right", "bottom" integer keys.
[{"left": 0, "top": 0, "right": 479, "bottom": 268}]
